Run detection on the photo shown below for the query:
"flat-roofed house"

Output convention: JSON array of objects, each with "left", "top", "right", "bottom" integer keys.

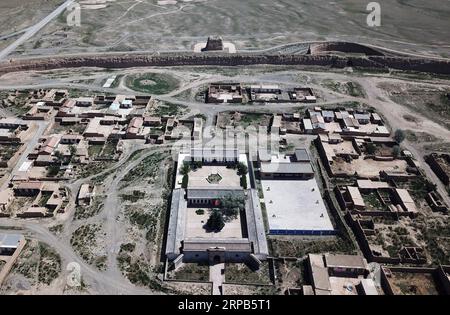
[
  {"left": 250, "top": 84, "right": 281, "bottom": 94},
  {"left": 324, "top": 254, "right": 368, "bottom": 276},
  {"left": 60, "top": 134, "right": 83, "bottom": 144},
  {"left": 84, "top": 118, "right": 103, "bottom": 138},
  {"left": 250, "top": 84, "right": 282, "bottom": 102},
  {"left": 322, "top": 111, "right": 335, "bottom": 122},
  {"left": 357, "top": 278, "right": 379, "bottom": 295},
  {"left": 393, "top": 189, "right": 418, "bottom": 214},
  {"left": 371, "top": 113, "right": 382, "bottom": 124},
  {"left": 17, "top": 206, "right": 47, "bottom": 218},
  {"left": 343, "top": 117, "right": 360, "bottom": 129},
  {"left": 0, "top": 233, "right": 24, "bottom": 255},
  {"left": 307, "top": 109, "right": 321, "bottom": 118},
  {"left": 328, "top": 133, "right": 343, "bottom": 144},
  {"left": 207, "top": 83, "right": 243, "bottom": 103},
  {"left": 271, "top": 115, "right": 283, "bottom": 134},
  {"left": 35, "top": 154, "right": 56, "bottom": 166},
  {"left": 13, "top": 182, "right": 44, "bottom": 196},
  {"left": 192, "top": 118, "right": 203, "bottom": 140},
  {"left": 75, "top": 97, "right": 94, "bottom": 107},
  {"left": 126, "top": 117, "right": 144, "bottom": 139},
  {"left": 166, "top": 117, "right": 176, "bottom": 131},
  {"left": 0, "top": 118, "right": 28, "bottom": 129},
  {"left": 293, "top": 148, "right": 310, "bottom": 162},
  {"left": 39, "top": 136, "right": 60, "bottom": 155},
  {"left": 335, "top": 110, "right": 350, "bottom": 121},
  {"left": 357, "top": 179, "right": 390, "bottom": 191},
  {"left": 308, "top": 253, "right": 372, "bottom": 295},
  {"left": 120, "top": 99, "right": 133, "bottom": 108},
  {"left": 346, "top": 186, "right": 365, "bottom": 210},
  {"left": 77, "top": 184, "right": 95, "bottom": 206},
  {"left": 311, "top": 115, "right": 326, "bottom": 132},
  {"left": 373, "top": 125, "right": 390, "bottom": 137},
  {"left": 303, "top": 118, "right": 313, "bottom": 134},
  {"left": 143, "top": 116, "right": 162, "bottom": 127},
  {"left": 308, "top": 254, "right": 332, "bottom": 295},
  {"left": 354, "top": 113, "right": 371, "bottom": 124},
  {"left": 289, "top": 87, "right": 316, "bottom": 103}
]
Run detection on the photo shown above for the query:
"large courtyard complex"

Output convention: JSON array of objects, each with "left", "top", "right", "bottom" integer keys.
[{"left": 0, "top": 0, "right": 448, "bottom": 301}]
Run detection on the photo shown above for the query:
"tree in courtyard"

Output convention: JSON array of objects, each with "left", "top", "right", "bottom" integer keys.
[
  {"left": 394, "top": 129, "right": 406, "bottom": 143},
  {"left": 237, "top": 162, "right": 248, "bottom": 176},
  {"left": 366, "top": 143, "right": 376, "bottom": 155},
  {"left": 180, "top": 161, "right": 191, "bottom": 176},
  {"left": 54, "top": 150, "right": 64, "bottom": 163},
  {"left": 424, "top": 179, "right": 437, "bottom": 192},
  {"left": 220, "top": 194, "right": 245, "bottom": 218},
  {"left": 205, "top": 210, "right": 225, "bottom": 232},
  {"left": 392, "top": 145, "right": 401, "bottom": 158},
  {"left": 47, "top": 164, "right": 60, "bottom": 177},
  {"left": 69, "top": 144, "right": 77, "bottom": 157},
  {"left": 69, "top": 145, "right": 77, "bottom": 162}
]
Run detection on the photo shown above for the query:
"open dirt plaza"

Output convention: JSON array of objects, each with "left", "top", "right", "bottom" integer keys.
[
  {"left": 261, "top": 179, "right": 334, "bottom": 234},
  {"left": 332, "top": 157, "right": 409, "bottom": 178},
  {"left": 185, "top": 207, "right": 244, "bottom": 239}
]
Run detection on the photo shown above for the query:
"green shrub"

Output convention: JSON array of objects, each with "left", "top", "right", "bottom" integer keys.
[
  {"left": 180, "top": 162, "right": 191, "bottom": 176},
  {"left": 240, "top": 175, "right": 247, "bottom": 189},
  {"left": 237, "top": 162, "right": 248, "bottom": 176},
  {"left": 182, "top": 175, "right": 189, "bottom": 188}
]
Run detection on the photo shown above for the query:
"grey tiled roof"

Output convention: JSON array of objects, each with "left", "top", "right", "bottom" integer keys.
[
  {"left": 187, "top": 187, "right": 244, "bottom": 199},
  {"left": 260, "top": 162, "right": 313, "bottom": 174}
]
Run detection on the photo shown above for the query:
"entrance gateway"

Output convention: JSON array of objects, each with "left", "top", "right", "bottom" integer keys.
[{"left": 208, "top": 247, "right": 226, "bottom": 264}]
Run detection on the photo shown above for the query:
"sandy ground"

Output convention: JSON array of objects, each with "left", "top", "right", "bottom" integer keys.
[
  {"left": 333, "top": 157, "right": 409, "bottom": 178},
  {"left": 0, "top": 0, "right": 62, "bottom": 35},
  {"left": 389, "top": 272, "right": 439, "bottom": 295},
  {"left": 185, "top": 207, "right": 243, "bottom": 239},
  {"left": 188, "top": 166, "right": 240, "bottom": 188},
  {"left": 1, "top": 0, "right": 449, "bottom": 57}
]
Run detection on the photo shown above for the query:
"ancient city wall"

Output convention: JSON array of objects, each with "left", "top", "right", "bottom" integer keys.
[
  {"left": 309, "top": 42, "right": 385, "bottom": 56},
  {"left": 1, "top": 52, "right": 450, "bottom": 76}
]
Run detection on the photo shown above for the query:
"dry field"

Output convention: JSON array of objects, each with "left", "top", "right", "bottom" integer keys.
[
  {"left": 0, "top": 0, "right": 61, "bottom": 35},
  {"left": 1, "top": 0, "right": 448, "bottom": 57}
]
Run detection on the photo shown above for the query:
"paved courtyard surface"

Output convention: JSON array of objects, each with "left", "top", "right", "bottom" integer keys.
[
  {"left": 188, "top": 166, "right": 240, "bottom": 188},
  {"left": 329, "top": 277, "right": 361, "bottom": 295},
  {"left": 210, "top": 263, "right": 225, "bottom": 295},
  {"left": 261, "top": 179, "right": 334, "bottom": 233},
  {"left": 185, "top": 208, "right": 244, "bottom": 239}
]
